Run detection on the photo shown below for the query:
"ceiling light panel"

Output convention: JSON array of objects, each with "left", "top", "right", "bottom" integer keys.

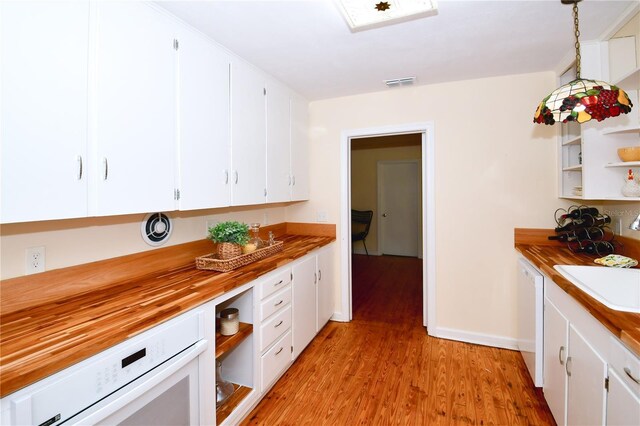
[{"left": 336, "top": 0, "right": 438, "bottom": 32}]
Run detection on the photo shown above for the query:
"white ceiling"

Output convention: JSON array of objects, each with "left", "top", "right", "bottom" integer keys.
[{"left": 158, "top": 0, "right": 638, "bottom": 101}]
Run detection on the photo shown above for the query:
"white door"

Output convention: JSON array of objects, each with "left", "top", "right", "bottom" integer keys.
[
  {"left": 93, "top": 2, "right": 177, "bottom": 216},
  {"left": 292, "top": 256, "right": 317, "bottom": 359},
  {"left": 290, "top": 94, "right": 309, "bottom": 201},
  {"left": 378, "top": 161, "right": 420, "bottom": 257},
  {"left": 606, "top": 368, "right": 640, "bottom": 426},
  {"left": 316, "top": 245, "right": 334, "bottom": 332},
  {"left": 230, "top": 60, "right": 266, "bottom": 206},
  {"left": 265, "top": 80, "right": 291, "bottom": 203},
  {"left": 567, "top": 325, "right": 607, "bottom": 426},
  {"left": 1, "top": 1, "right": 89, "bottom": 223},
  {"left": 543, "top": 297, "right": 569, "bottom": 426},
  {"left": 176, "top": 27, "right": 231, "bottom": 210}
]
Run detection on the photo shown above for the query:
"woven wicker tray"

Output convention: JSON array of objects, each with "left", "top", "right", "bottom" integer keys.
[{"left": 195, "top": 241, "right": 284, "bottom": 272}]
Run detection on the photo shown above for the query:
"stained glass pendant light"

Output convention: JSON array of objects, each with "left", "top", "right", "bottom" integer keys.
[{"left": 533, "top": 0, "right": 633, "bottom": 125}]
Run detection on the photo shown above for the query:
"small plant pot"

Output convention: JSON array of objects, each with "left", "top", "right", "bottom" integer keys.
[{"left": 217, "top": 242, "right": 242, "bottom": 260}]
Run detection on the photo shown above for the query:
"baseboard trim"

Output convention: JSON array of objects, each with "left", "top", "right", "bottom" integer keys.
[
  {"left": 433, "top": 326, "right": 519, "bottom": 350},
  {"left": 330, "top": 311, "right": 349, "bottom": 322}
]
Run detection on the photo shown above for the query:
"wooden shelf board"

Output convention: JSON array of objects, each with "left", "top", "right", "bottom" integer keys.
[
  {"left": 602, "top": 126, "right": 640, "bottom": 135},
  {"left": 614, "top": 66, "right": 640, "bottom": 90},
  {"left": 215, "top": 322, "right": 253, "bottom": 358},
  {"left": 216, "top": 383, "right": 252, "bottom": 425},
  {"left": 562, "top": 165, "right": 583, "bottom": 172},
  {"left": 605, "top": 161, "right": 640, "bottom": 168},
  {"left": 562, "top": 136, "right": 582, "bottom": 146}
]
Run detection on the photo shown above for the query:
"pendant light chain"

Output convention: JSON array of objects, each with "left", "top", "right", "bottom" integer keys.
[{"left": 573, "top": 2, "right": 581, "bottom": 79}]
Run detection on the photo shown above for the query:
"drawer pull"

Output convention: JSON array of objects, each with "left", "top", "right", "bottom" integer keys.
[
  {"left": 566, "top": 356, "right": 572, "bottom": 377},
  {"left": 624, "top": 367, "right": 640, "bottom": 385},
  {"left": 274, "top": 320, "right": 283, "bottom": 328},
  {"left": 558, "top": 346, "right": 565, "bottom": 365},
  {"left": 275, "top": 347, "right": 284, "bottom": 356},
  {"left": 274, "top": 300, "right": 283, "bottom": 307},
  {"left": 274, "top": 280, "right": 284, "bottom": 287}
]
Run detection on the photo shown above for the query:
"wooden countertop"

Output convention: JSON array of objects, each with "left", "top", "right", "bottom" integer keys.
[
  {"left": 515, "top": 228, "right": 640, "bottom": 358},
  {"left": 0, "top": 223, "right": 335, "bottom": 398}
]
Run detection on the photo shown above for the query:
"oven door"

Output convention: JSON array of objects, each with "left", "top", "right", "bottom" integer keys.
[{"left": 69, "top": 340, "right": 206, "bottom": 426}]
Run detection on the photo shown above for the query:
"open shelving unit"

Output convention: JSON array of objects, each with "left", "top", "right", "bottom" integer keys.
[{"left": 214, "top": 288, "right": 255, "bottom": 426}]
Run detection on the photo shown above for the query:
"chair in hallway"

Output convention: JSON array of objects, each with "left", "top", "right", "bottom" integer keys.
[{"left": 351, "top": 209, "right": 373, "bottom": 256}]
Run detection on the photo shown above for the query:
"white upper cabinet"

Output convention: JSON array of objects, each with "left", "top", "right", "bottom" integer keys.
[
  {"left": 266, "top": 80, "right": 292, "bottom": 203},
  {"left": 1, "top": 1, "right": 89, "bottom": 223},
  {"left": 92, "top": 2, "right": 177, "bottom": 216},
  {"left": 176, "top": 27, "right": 231, "bottom": 210},
  {"left": 231, "top": 60, "right": 266, "bottom": 206},
  {"left": 290, "top": 93, "right": 310, "bottom": 201}
]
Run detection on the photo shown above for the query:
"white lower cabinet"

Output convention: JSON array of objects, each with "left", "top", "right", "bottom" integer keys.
[
  {"left": 261, "top": 331, "right": 292, "bottom": 391},
  {"left": 292, "top": 256, "right": 318, "bottom": 359},
  {"left": 543, "top": 277, "right": 639, "bottom": 426},
  {"left": 316, "top": 245, "right": 335, "bottom": 332}
]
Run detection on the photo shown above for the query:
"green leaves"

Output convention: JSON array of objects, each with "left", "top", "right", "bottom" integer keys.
[{"left": 207, "top": 221, "right": 250, "bottom": 245}]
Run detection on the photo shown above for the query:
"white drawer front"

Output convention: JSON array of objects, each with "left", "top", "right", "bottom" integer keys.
[
  {"left": 259, "top": 268, "right": 291, "bottom": 300},
  {"left": 260, "top": 285, "right": 292, "bottom": 322},
  {"left": 609, "top": 336, "right": 640, "bottom": 397},
  {"left": 261, "top": 330, "right": 292, "bottom": 391},
  {"left": 260, "top": 305, "right": 291, "bottom": 352}
]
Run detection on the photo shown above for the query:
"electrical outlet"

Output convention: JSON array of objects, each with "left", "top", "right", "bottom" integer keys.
[
  {"left": 317, "top": 210, "right": 328, "bottom": 223},
  {"left": 25, "top": 246, "right": 45, "bottom": 275},
  {"left": 615, "top": 217, "right": 623, "bottom": 235},
  {"left": 263, "top": 212, "right": 269, "bottom": 225},
  {"left": 206, "top": 220, "right": 217, "bottom": 234}
]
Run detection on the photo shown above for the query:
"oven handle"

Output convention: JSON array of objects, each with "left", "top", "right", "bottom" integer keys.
[{"left": 72, "top": 339, "right": 207, "bottom": 425}]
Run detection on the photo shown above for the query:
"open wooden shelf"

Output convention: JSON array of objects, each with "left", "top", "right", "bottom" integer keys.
[
  {"left": 562, "top": 135, "right": 582, "bottom": 146},
  {"left": 605, "top": 161, "right": 640, "bottom": 168},
  {"left": 216, "top": 383, "right": 252, "bottom": 425},
  {"left": 215, "top": 322, "right": 252, "bottom": 358}
]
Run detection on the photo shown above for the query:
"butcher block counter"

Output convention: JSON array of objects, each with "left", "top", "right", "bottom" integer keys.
[
  {"left": 0, "top": 222, "right": 335, "bottom": 398},
  {"left": 515, "top": 228, "right": 640, "bottom": 357}
]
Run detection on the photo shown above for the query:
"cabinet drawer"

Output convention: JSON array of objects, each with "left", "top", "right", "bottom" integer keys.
[
  {"left": 259, "top": 268, "right": 291, "bottom": 300},
  {"left": 261, "top": 330, "right": 292, "bottom": 391},
  {"left": 609, "top": 336, "right": 640, "bottom": 397},
  {"left": 260, "top": 305, "right": 291, "bottom": 352},
  {"left": 260, "top": 285, "right": 291, "bottom": 322}
]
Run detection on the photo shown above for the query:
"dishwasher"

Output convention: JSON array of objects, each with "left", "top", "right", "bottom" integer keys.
[
  {"left": 1, "top": 309, "right": 207, "bottom": 426},
  {"left": 517, "top": 257, "right": 544, "bottom": 387}
]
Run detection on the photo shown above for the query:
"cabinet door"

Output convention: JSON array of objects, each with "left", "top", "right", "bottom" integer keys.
[
  {"left": 93, "top": 2, "right": 176, "bottom": 216},
  {"left": 567, "top": 324, "right": 607, "bottom": 426},
  {"left": 176, "top": 28, "right": 230, "bottom": 210},
  {"left": 316, "top": 246, "right": 334, "bottom": 332},
  {"left": 230, "top": 61, "right": 266, "bottom": 206},
  {"left": 290, "top": 94, "right": 309, "bottom": 201},
  {"left": 1, "top": 1, "right": 89, "bottom": 223},
  {"left": 292, "top": 255, "right": 317, "bottom": 359},
  {"left": 265, "top": 80, "right": 291, "bottom": 203},
  {"left": 607, "top": 368, "right": 640, "bottom": 426},
  {"left": 544, "top": 297, "right": 569, "bottom": 426}
]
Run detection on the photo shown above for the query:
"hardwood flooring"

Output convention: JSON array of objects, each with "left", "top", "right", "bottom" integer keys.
[{"left": 243, "top": 255, "right": 556, "bottom": 425}]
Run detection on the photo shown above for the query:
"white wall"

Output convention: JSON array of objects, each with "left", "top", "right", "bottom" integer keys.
[
  {"left": 1, "top": 205, "right": 288, "bottom": 279},
  {"left": 286, "top": 71, "right": 567, "bottom": 343}
]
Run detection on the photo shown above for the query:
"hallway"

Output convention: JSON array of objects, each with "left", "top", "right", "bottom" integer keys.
[{"left": 243, "top": 255, "right": 554, "bottom": 425}]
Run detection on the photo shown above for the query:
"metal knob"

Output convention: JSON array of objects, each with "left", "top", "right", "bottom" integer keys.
[{"left": 382, "top": 213, "right": 388, "bottom": 217}]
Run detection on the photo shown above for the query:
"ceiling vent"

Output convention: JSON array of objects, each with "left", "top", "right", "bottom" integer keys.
[{"left": 384, "top": 76, "right": 416, "bottom": 87}]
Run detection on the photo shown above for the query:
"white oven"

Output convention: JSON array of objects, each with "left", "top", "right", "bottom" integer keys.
[
  {"left": 1, "top": 309, "right": 207, "bottom": 426},
  {"left": 517, "top": 257, "right": 544, "bottom": 387}
]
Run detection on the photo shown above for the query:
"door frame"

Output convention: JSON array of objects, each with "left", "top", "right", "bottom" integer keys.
[
  {"left": 339, "top": 122, "right": 435, "bottom": 330},
  {"left": 377, "top": 160, "right": 421, "bottom": 258}
]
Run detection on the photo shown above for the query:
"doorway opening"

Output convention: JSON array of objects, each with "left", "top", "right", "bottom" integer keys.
[{"left": 339, "top": 122, "right": 435, "bottom": 332}]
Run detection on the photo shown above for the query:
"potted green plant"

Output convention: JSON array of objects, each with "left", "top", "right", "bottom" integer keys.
[{"left": 207, "top": 221, "right": 250, "bottom": 260}]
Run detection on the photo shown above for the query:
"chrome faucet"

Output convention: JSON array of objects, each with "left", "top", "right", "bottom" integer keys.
[{"left": 630, "top": 212, "right": 640, "bottom": 231}]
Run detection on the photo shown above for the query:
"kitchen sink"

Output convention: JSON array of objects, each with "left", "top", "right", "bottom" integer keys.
[{"left": 553, "top": 265, "right": 640, "bottom": 314}]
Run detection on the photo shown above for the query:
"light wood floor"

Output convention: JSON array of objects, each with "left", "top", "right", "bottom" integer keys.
[{"left": 243, "top": 255, "right": 556, "bottom": 425}]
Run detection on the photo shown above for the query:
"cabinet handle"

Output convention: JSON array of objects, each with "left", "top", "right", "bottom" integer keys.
[
  {"left": 318, "top": 269, "right": 322, "bottom": 281},
  {"left": 288, "top": 175, "right": 292, "bottom": 186},
  {"left": 274, "top": 279, "right": 283, "bottom": 287},
  {"left": 292, "top": 175, "right": 296, "bottom": 186},
  {"left": 103, "top": 158, "right": 109, "bottom": 181},
  {"left": 224, "top": 170, "right": 229, "bottom": 184},
  {"left": 234, "top": 170, "right": 238, "bottom": 184},
  {"left": 76, "top": 155, "right": 83, "bottom": 180},
  {"left": 558, "top": 346, "right": 565, "bottom": 366},
  {"left": 274, "top": 300, "right": 283, "bottom": 307},
  {"left": 314, "top": 272, "right": 317, "bottom": 284},
  {"left": 274, "top": 320, "right": 283, "bottom": 328},
  {"left": 275, "top": 347, "right": 283, "bottom": 356},
  {"left": 624, "top": 367, "right": 640, "bottom": 385},
  {"left": 566, "top": 356, "right": 572, "bottom": 377}
]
